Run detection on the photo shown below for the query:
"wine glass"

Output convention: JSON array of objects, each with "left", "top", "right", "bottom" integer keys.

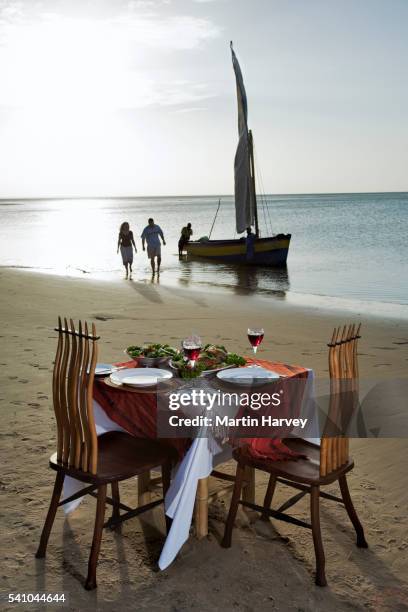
[
  {"left": 182, "top": 335, "right": 202, "bottom": 369},
  {"left": 247, "top": 327, "right": 264, "bottom": 355}
]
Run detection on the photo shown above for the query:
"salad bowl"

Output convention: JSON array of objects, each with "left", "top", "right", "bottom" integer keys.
[{"left": 125, "top": 343, "right": 179, "bottom": 368}]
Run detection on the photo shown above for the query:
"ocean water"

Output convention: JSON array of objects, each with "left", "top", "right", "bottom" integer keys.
[{"left": 0, "top": 192, "right": 407, "bottom": 309}]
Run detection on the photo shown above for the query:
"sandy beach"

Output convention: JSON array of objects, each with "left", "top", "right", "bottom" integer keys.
[{"left": 1, "top": 268, "right": 407, "bottom": 612}]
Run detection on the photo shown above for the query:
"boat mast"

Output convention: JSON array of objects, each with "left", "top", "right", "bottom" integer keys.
[{"left": 248, "top": 129, "right": 259, "bottom": 237}]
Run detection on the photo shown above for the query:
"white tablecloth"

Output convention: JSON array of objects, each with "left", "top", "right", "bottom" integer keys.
[{"left": 62, "top": 370, "right": 317, "bottom": 570}]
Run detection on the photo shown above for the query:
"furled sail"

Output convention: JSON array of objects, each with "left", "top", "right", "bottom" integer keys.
[{"left": 230, "top": 42, "right": 254, "bottom": 234}]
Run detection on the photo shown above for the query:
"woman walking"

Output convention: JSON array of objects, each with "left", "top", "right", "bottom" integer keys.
[{"left": 117, "top": 222, "right": 137, "bottom": 279}]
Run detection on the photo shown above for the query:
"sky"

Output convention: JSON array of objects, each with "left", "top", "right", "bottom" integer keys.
[{"left": 0, "top": 0, "right": 407, "bottom": 198}]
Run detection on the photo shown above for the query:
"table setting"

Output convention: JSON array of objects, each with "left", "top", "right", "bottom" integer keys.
[{"left": 61, "top": 329, "right": 319, "bottom": 570}]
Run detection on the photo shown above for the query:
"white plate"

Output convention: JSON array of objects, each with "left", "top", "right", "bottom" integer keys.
[
  {"left": 95, "top": 363, "right": 116, "bottom": 376},
  {"left": 216, "top": 366, "right": 280, "bottom": 386},
  {"left": 110, "top": 367, "right": 173, "bottom": 387}
]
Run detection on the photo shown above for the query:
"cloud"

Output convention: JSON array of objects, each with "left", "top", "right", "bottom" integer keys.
[
  {"left": 0, "top": 2, "right": 222, "bottom": 110},
  {"left": 112, "top": 14, "right": 220, "bottom": 50},
  {"left": 0, "top": 0, "right": 24, "bottom": 25},
  {"left": 171, "top": 106, "right": 207, "bottom": 113},
  {"left": 127, "top": 0, "right": 170, "bottom": 8},
  {"left": 0, "top": 1, "right": 221, "bottom": 50}
]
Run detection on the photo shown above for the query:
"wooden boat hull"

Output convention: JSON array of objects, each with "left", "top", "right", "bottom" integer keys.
[{"left": 185, "top": 234, "right": 291, "bottom": 266}]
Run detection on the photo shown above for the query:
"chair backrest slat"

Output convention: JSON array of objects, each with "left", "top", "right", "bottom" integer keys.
[
  {"left": 52, "top": 318, "right": 100, "bottom": 474},
  {"left": 320, "top": 323, "right": 361, "bottom": 477},
  {"left": 53, "top": 316, "right": 64, "bottom": 462},
  {"left": 60, "top": 317, "right": 71, "bottom": 464},
  {"left": 79, "top": 322, "right": 91, "bottom": 472},
  {"left": 86, "top": 323, "right": 99, "bottom": 474},
  {"left": 73, "top": 319, "right": 84, "bottom": 469},
  {"left": 67, "top": 318, "right": 79, "bottom": 467}
]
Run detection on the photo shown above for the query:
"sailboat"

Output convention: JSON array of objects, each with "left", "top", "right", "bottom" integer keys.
[{"left": 186, "top": 43, "right": 291, "bottom": 267}]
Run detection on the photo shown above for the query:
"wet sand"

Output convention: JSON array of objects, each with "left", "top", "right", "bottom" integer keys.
[{"left": 0, "top": 268, "right": 407, "bottom": 611}]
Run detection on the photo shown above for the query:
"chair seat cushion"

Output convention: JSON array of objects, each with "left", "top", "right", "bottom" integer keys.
[
  {"left": 50, "top": 432, "right": 177, "bottom": 483},
  {"left": 234, "top": 438, "right": 354, "bottom": 485}
]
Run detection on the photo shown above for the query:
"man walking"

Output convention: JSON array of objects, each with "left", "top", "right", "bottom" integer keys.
[
  {"left": 141, "top": 218, "right": 166, "bottom": 274},
  {"left": 178, "top": 222, "right": 193, "bottom": 257}
]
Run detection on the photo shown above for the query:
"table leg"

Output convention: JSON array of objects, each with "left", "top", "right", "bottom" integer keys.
[
  {"left": 138, "top": 470, "right": 151, "bottom": 506},
  {"left": 195, "top": 477, "right": 209, "bottom": 539},
  {"left": 242, "top": 466, "right": 255, "bottom": 504}
]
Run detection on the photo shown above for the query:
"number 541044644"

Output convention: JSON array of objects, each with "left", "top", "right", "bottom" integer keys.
[{"left": 8, "top": 593, "right": 66, "bottom": 604}]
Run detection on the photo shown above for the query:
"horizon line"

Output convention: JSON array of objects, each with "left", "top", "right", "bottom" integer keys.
[{"left": 0, "top": 190, "right": 407, "bottom": 202}]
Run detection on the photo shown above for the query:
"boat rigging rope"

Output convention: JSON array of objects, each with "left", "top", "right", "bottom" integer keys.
[
  {"left": 253, "top": 145, "right": 270, "bottom": 235},
  {"left": 253, "top": 143, "right": 273, "bottom": 236},
  {"left": 258, "top": 171, "right": 274, "bottom": 236},
  {"left": 209, "top": 198, "right": 221, "bottom": 239}
]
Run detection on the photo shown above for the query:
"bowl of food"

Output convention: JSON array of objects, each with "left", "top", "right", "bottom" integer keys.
[
  {"left": 170, "top": 344, "right": 246, "bottom": 379},
  {"left": 126, "top": 343, "right": 179, "bottom": 368}
]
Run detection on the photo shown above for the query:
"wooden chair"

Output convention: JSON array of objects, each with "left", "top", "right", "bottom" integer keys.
[
  {"left": 36, "top": 318, "right": 176, "bottom": 590},
  {"left": 221, "top": 324, "right": 368, "bottom": 586}
]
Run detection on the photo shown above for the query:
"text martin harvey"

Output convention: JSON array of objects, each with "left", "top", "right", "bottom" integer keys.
[{"left": 168, "top": 415, "right": 308, "bottom": 428}]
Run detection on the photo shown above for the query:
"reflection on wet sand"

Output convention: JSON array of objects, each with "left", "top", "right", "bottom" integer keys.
[{"left": 178, "top": 259, "right": 290, "bottom": 298}]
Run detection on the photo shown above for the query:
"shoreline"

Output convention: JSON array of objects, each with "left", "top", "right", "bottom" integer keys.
[{"left": 2, "top": 265, "right": 408, "bottom": 321}]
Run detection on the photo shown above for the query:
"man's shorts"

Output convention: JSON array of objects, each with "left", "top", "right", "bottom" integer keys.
[{"left": 147, "top": 245, "right": 161, "bottom": 259}]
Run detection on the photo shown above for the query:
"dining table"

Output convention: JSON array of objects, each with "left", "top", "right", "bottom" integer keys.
[{"left": 61, "top": 358, "right": 319, "bottom": 570}]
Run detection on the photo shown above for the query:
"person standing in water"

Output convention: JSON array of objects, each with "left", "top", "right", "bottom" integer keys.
[
  {"left": 117, "top": 221, "right": 137, "bottom": 279},
  {"left": 178, "top": 222, "right": 193, "bottom": 257},
  {"left": 245, "top": 226, "right": 256, "bottom": 261},
  {"left": 141, "top": 218, "right": 166, "bottom": 275}
]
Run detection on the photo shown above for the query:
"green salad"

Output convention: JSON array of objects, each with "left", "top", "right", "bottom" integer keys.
[
  {"left": 127, "top": 343, "right": 179, "bottom": 359},
  {"left": 172, "top": 344, "right": 246, "bottom": 378}
]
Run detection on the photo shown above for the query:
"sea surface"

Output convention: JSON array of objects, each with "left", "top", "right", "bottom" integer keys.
[{"left": 0, "top": 192, "right": 407, "bottom": 312}]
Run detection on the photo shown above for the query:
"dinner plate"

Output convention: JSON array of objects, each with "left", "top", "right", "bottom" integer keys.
[
  {"left": 216, "top": 366, "right": 280, "bottom": 386},
  {"left": 110, "top": 367, "right": 173, "bottom": 387}
]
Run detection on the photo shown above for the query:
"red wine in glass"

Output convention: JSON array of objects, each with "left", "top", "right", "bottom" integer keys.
[
  {"left": 182, "top": 336, "right": 202, "bottom": 368},
  {"left": 248, "top": 328, "right": 264, "bottom": 355},
  {"left": 183, "top": 346, "right": 201, "bottom": 362}
]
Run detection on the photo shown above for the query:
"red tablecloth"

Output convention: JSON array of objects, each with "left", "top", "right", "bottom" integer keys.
[
  {"left": 237, "top": 358, "right": 309, "bottom": 460},
  {"left": 93, "top": 359, "right": 309, "bottom": 462},
  {"left": 93, "top": 363, "right": 189, "bottom": 459}
]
